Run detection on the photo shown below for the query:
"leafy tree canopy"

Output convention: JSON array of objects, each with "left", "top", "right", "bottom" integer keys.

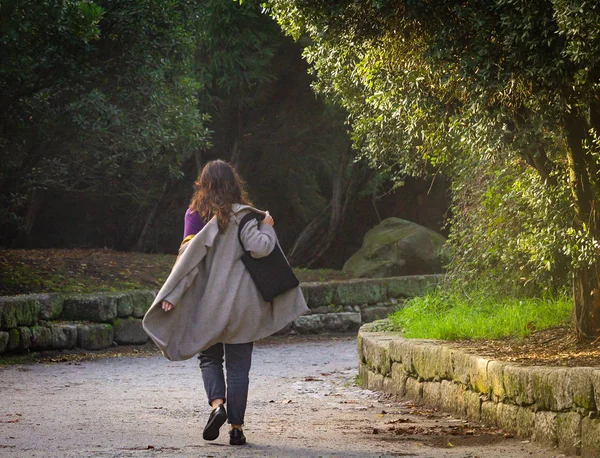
[{"left": 268, "top": 0, "right": 600, "bottom": 338}]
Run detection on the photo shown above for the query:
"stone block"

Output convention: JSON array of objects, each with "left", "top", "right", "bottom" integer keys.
[
  {"left": 592, "top": 370, "right": 600, "bottom": 412},
  {"left": 464, "top": 389, "right": 481, "bottom": 422},
  {"left": 451, "top": 350, "right": 476, "bottom": 386},
  {"left": 321, "top": 312, "right": 362, "bottom": 332},
  {"left": 77, "top": 323, "right": 114, "bottom": 350},
  {"left": 115, "top": 292, "right": 134, "bottom": 317},
  {"left": 113, "top": 317, "right": 148, "bottom": 345},
  {"left": 530, "top": 366, "right": 556, "bottom": 410},
  {"left": 361, "top": 335, "right": 391, "bottom": 376},
  {"left": 62, "top": 294, "right": 117, "bottom": 322},
  {"left": 7, "top": 328, "right": 19, "bottom": 351},
  {"left": 532, "top": 367, "right": 595, "bottom": 412},
  {"left": 130, "top": 290, "right": 156, "bottom": 318},
  {"left": 301, "top": 282, "right": 334, "bottom": 309},
  {"left": 389, "top": 339, "right": 417, "bottom": 375},
  {"left": 11, "top": 326, "right": 32, "bottom": 351},
  {"left": 386, "top": 275, "right": 442, "bottom": 299},
  {"left": 335, "top": 279, "right": 386, "bottom": 305},
  {"left": 422, "top": 382, "right": 442, "bottom": 406},
  {"left": 50, "top": 324, "right": 78, "bottom": 350},
  {"left": 34, "top": 293, "right": 64, "bottom": 320},
  {"left": 450, "top": 385, "right": 469, "bottom": 418},
  {"left": 439, "top": 380, "right": 459, "bottom": 414},
  {"left": 0, "top": 296, "right": 39, "bottom": 329},
  {"left": 389, "top": 363, "right": 408, "bottom": 397},
  {"left": 503, "top": 365, "right": 534, "bottom": 406},
  {"left": 0, "top": 331, "right": 8, "bottom": 353},
  {"left": 496, "top": 402, "right": 519, "bottom": 435},
  {"left": 481, "top": 401, "right": 497, "bottom": 426},
  {"left": 487, "top": 360, "right": 507, "bottom": 400},
  {"left": 469, "top": 356, "right": 490, "bottom": 393},
  {"left": 411, "top": 343, "right": 452, "bottom": 381},
  {"left": 515, "top": 406, "right": 535, "bottom": 438},
  {"left": 367, "top": 370, "right": 385, "bottom": 391},
  {"left": 361, "top": 306, "right": 392, "bottom": 323},
  {"left": 405, "top": 377, "right": 424, "bottom": 401},
  {"left": 532, "top": 411, "right": 558, "bottom": 447},
  {"left": 358, "top": 362, "right": 369, "bottom": 388},
  {"left": 30, "top": 325, "right": 52, "bottom": 350},
  {"left": 293, "top": 315, "right": 322, "bottom": 334},
  {"left": 569, "top": 367, "right": 595, "bottom": 411},
  {"left": 581, "top": 417, "right": 600, "bottom": 458},
  {"left": 556, "top": 412, "right": 582, "bottom": 456}
]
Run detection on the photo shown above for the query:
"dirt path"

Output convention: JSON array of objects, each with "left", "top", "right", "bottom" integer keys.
[{"left": 1, "top": 335, "right": 559, "bottom": 457}]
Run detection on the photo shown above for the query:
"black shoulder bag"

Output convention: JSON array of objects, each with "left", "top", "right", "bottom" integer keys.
[{"left": 237, "top": 212, "right": 300, "bottom": 302}]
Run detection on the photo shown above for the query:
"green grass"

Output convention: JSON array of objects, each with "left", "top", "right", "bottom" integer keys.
[{"left": 388, "top": 290, "right": 572, "bottom": 340}]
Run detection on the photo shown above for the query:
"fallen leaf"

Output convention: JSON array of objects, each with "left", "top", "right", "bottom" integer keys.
[{"left": 386, "top": 418, "right": 412, "bottom": 424}]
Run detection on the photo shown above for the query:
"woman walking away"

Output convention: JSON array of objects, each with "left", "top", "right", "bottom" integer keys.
[{"left": 143, "top": 160, "right": 309, "bottom": 445}]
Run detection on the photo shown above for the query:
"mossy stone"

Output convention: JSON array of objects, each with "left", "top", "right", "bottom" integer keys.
[
  {"left": 0, "top": 331, "right": 8, "bottom": 353},
  {"left": 16, "top": 326, "right": 32, "bottom": 351},
  {"left": 77, "top": 323, "right": 114, "bottom": 350},
  {"left": 8, "top": 328, "right": 20, "bottom": 351},
  {"left": 581, "top": 417, "right": 600, "bottom": 457},
  {"left": 62, "top": 293, "right": 117, "bottom": 322},
  {"left": 113, "top": 292, "right": 134, "bottom": 317},
  {"left": 112, "top": 317, "right": 148, "bottom": 344},
  {"left": 556, "top": 412, "right": 582, "bottom": 456},
  {"left": 50, "top": 324, "right": 78, "bottom": 350},
  {"left": 386, "top": 275, "right": 443, "bottom": 299},
  {"left": 342, "top": 218, "right": 447, "bottom": 278},
  {"left": 130, "top": 290, "right": 156, "bottom": 318},
  {"left": 0, "top": 296, "right": 39, "bottom": 329},
  {"left": 301, "top": 282, "right": 334, "bottom": 308},
  {"left": 335, "top": 279, "right": 386, "bottom": 305},
  {"left": 30, "top": 325, "right": 52, "bottom": 350},
  {"left": 33, "top": 293, "right": 64, "bottom": 320}
]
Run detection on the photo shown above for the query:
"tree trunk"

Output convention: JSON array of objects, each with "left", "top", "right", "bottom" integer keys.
[
  {"left": 133, "top": 183, "right": 169, "bottom": 252},
  {"left": 572, "top": 264, "right": 600, "bottom": 340},
  {"left": 15, "top": 188, "right": 45, "bottom": 247},
  {"left": 287, "top": 145, "right": 362, "bottom": 267},
  {"left": 565, "top": 111, "right": 600, "bottom": 340}
]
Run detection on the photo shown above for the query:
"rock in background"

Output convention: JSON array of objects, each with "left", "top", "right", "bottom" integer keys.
[{"left": 343, "top": 218, "right": 447, "bottom": 278}]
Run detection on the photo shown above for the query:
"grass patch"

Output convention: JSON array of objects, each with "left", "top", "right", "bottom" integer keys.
[{"left": 388, "top": 289, "right": 572, "bottom": 340}]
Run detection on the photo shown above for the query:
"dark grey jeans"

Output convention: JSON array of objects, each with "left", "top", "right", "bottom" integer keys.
[{"left": 198, "top": 342, "right": 254, "bottom": 426}]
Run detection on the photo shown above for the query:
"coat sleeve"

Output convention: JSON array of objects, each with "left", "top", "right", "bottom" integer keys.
[
  {"left": 240, "top": 218, "right": 277, "bottom": 259},
  {"left": 161, "top": 266, "right": 199, "bottom": 306}
]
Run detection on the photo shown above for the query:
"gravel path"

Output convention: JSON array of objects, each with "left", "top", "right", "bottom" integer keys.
[{"left": 1, "top": 335, "right": 559, "bottom": 457}]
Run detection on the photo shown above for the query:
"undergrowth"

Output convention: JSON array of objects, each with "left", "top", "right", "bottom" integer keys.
[{"left": 388, "top": 289, "right": 571, "bottom": 340}]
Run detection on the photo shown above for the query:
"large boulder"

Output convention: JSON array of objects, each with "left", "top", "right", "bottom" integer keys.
[{"left": 343, "top": 218, "right": 446, "bottom": 278}]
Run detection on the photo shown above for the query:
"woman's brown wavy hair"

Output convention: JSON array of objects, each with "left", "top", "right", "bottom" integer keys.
[{"left": 189, "top": 160, "right": 252, "bottom": 232}]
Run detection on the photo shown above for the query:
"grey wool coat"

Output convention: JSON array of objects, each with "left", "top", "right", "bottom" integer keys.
[{"left": 142, "top": 204, "right": 309, "bottom": 361}]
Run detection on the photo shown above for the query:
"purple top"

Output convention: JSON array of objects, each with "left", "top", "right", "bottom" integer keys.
[{"left": 183, "top": 208, "right": 205, "bottom": 239}]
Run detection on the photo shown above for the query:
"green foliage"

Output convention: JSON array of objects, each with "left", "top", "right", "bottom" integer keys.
[
  {"left": 389, "top": 289, "right": 572, "bottom": 340},
  {"left": 268, "top": 0, "right": 600, "bottom": 297},
  {"left": 0, "top": 0, "right": 210, "bottom": 244}
]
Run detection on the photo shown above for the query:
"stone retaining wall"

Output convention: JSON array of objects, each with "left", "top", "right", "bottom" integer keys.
[
  {"left": 358, "top": 323, "right": 600, "bottom": 457},
  {"left": 0, "top": 275, "right": 441, "bottom": 356}
]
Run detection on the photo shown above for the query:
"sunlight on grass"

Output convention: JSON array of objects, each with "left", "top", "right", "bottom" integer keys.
[{"left": 388, "top": 290, "right": 572, "bottom": 340}]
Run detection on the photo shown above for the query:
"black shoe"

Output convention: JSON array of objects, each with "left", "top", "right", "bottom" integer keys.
[
  {"left": 203, "top": 404, "right": 227, "bottom": 441},
  {"left": 229, "top": 427, "right": 246, "bottom": 445}
]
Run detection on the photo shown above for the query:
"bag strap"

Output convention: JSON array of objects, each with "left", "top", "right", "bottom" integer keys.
[{"left": 237, "top": 211, "right": 260, "bottom": 253}]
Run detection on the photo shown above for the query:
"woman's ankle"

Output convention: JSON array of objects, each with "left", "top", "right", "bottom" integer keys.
[
  {"left": 230, "top": 424, "right": 243, "bottom": 431},
  {"left": 210, "top": 399, "right": 225, "bottom": 409}
]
